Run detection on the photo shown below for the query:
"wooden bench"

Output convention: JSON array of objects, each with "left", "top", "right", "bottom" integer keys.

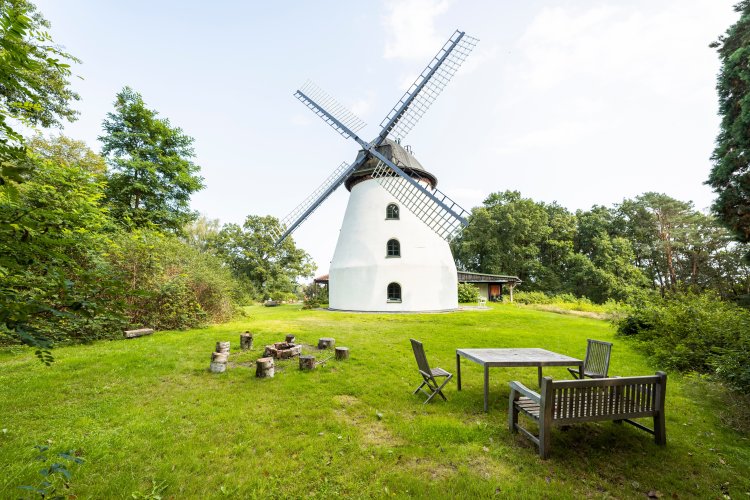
[
  {"left": 123, "top": 328, "right": 154, "bottom": 339},
  {"left": 509, "top": 372, "right": 667, "bottom": 458}
]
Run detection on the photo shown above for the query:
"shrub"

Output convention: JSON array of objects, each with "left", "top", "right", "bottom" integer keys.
[
  {"left": 615, "top": 292, "right": 750, "bottom": 391},
  {"left": 457, "top": 283, "right": 480, "bottom": 303},
  {"left": 513, "top": 291, "right": 553, "bottom": 305}
]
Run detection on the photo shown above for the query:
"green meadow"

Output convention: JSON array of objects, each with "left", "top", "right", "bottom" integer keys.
[{"left": 1, "top": 304, "right": 748, "bottom": 499}]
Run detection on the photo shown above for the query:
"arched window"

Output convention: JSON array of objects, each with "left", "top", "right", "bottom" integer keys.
[
  {"left": 386, "top": 203, "right": 399, "bottom": 220},
  {"left": 386, "top": 239, "right": 400, "bottom": 257},
  {"left": 387, "top": 282, "right": 402, "bottom": 302}
]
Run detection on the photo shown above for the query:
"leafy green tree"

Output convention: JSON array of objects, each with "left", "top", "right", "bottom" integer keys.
[
  {"left": 708, "top": 1, "right": 750, "bottom": 249},
  {"left": 182, "top": 214, "right": 220, "bottom": 252},
  {"left": 212, "top": 215, "right": 315, "bottom": 300},
  {"left": 0, "top": 136, "right": 119, "bottom": 357},
  {"left": 0, "top": 0, "right": 79, "bottom": 183},
  {"left": 99, "top": 87, "right": 204, "bottom": 233}
]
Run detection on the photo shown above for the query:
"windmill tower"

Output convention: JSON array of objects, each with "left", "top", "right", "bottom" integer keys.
[{"left": 273, "top": 30, "right": 479, "bottom": 312}]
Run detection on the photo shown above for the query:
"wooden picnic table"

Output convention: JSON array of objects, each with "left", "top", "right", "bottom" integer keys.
[{"left": 456, "top": 348, "right": 584, "bottom": 412}]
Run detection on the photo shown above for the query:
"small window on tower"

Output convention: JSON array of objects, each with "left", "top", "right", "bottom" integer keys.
[
  {"left": 387, "top": 282, "right": 402, "bottom": 302},
  {"left": 386, "top": 239, "right": 400, "bottom": 257},
  {"left": 386, "top": 203, "right": 399, "bottom": 220}
]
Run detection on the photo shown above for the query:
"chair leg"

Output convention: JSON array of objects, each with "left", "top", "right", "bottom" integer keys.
[
  {"left": 654, "top": 412, "right": 666, "bottom": 445},
  {"left": 413, "top": 380, "right": 427, "bottom": 395},
  {"left": 539, "top": 420, "right": 551, "bottom": 459},
  {"left": 567, "top": 367, "right": 581, "bottom": 379},
  {"left": 422, "top": 375, "right": 452, "bottom": 404}
]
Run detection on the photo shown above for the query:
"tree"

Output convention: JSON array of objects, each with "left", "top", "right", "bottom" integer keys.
[
  {"left": 212, "top": 215, "right": 315, "bottom": 300},
  {"left": 99, "top": 87, "right": 204, "bottom": 233},
  {"left": 0, "top": 0, "right": 80, "bottom": 183},
  {"left": 0, "top": 136, "right": 118, "bottom": 359},
  {"left": 708, "top": 1, "right": 750, "bottom": 249},
  {"left": 182, "top": 214, "right": 220, "bottom": 253}
]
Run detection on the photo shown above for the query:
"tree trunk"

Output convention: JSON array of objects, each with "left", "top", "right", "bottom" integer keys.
[
  {"left": 256, "top": 357, "right": 275, "bottom": 378},
  {"left": 335, "top": 347, "right": 349, "bottom": 360},
  {"left": 240, "top": 333, "right": 254, "bottom": 350},
  {"left": 299, "top": 355, "right": 316, "bottom": 370},
  {"left": 216, "top": 341, "right": 230, "bottom": 354},
  {"left": 285, "top": 334, "right": 296, "bottom": 344},
  {"left": 210, "top": 352, "right": 228, "bottom": 373}
]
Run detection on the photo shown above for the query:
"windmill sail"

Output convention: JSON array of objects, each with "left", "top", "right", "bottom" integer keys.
[
  {"left": 378, "top": 30, "right": 479, "bottom": 143},
  {"left": 371, "top": 160, "right": 469, "bottom": 242},
  {"left": 273, "top": 29, "right": 478, "bottom": 245}
]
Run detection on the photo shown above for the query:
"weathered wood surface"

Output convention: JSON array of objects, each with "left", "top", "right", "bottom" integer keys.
[
  {"left": 335, "top": 347, "right": 349, "bottom": 360},
  {"left": 456, "top": 348, "right": 584, "bottom": 412},
  {"left": 209, "top": 351, "right": 228, "bottom": 373},
  {"left": 256, "top": 357, "right": 275, "bottom": 378},
  {"left": 318, "top": 338, "right": 335, "bottom": 350},
  {"left": 299, "top": 355, "right": 316, "bottom": 370},
  {"left": 568, "top": 339, "right": 612, "bottom": 379},
  {"left": 509, "top": 372, "right": 668, "bottom": 458},
  {"left": 123, "top": 328, "right": 154, "bottom": 339},
  {"left": 285, "top": 334, "right": 296, "bottom": 344},
  {"left": 457, "top": 348, "right": 582, "bottom": 367},
  {"left": 216, "top": 341, "right": 230, "bottom": 354},
  {"left": 240, "top": 333, "right": 254, "bottom": 350},
  {"left": 211, "top": 352, "right": 228, "bottom": 363}
]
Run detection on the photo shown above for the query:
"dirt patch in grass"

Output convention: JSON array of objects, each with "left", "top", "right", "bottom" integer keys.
[{"left": 333, "top": 395, "right": 405, "bottom": 447}]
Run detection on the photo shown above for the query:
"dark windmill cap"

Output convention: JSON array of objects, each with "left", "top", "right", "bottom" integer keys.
[{"left": 345, "top": 138, "right": 438, "bottom": 191}]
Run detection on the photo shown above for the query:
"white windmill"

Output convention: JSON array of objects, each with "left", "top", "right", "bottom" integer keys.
[{"left": 273, "top": 30, "right": 479, "bottom": 312}]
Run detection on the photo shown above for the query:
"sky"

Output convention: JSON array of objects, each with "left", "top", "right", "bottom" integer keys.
[{"left": 34, "top": 0, "right": 739, "bottom": 275}]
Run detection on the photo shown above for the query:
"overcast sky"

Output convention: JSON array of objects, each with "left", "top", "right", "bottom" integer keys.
[{"left": 35, "top": 0, "right": 738, "bottom": 275}]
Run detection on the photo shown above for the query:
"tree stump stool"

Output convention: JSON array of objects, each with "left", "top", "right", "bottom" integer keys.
[
  {"left": 216, "top": 341, "right": 230, "bottom": 354},
  {"left": 210, "top": 352, "right": 228, "bottom": 373},
  {"left": 299, "top": 355, "right": 316, "bottom": 370},
  {"left": 318, "top": 337, "right": 335, "bottom": 350},
  {"left": 335, "top": 347, "right": 349, "bottom": 360},
  {"left": 285, "top": 334, "right": 296, "bottom": 344},
  {"left": 256, "top": 357, "right": 275, "bottom": 378},
  {"left": 240, "top": 332, "right": 254, "bottom": 350}
]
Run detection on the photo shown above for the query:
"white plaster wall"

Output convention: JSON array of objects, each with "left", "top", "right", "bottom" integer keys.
[{"left": 329, "top": 178, "right": 458, "bottom": 312}]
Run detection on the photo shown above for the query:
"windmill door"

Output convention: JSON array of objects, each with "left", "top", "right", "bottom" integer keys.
[{"left": 489, "top": 285, "right": 501, "bottom": 302}]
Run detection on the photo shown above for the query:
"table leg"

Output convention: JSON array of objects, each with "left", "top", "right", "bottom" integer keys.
[
  {"left": 483, "top": 364, "right": 489, "bottom": 412},
  {"left": 538, "top": 366, "right": 543, "bottom": 386},
  {"left": 579, "top": 364, "right": 584, "bottom": 379},
  {"left": 456, "top": 353, "right": 462, "bottom": 391}
]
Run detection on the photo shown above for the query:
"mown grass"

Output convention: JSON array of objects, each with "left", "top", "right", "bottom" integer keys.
[{"left": 1, "top": 304, "right": 748, "bottom": 499}]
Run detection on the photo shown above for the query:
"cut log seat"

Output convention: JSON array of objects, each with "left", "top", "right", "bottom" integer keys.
[{"left": 123, "top": 328, "right": 154, "bottom": 339}]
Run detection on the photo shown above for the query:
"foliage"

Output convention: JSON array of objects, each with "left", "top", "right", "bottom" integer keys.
[
  {"left": 1, "top": 305, "right": 749, "bottom": 498},
  {"left": 0, "top": 0, "right": 79, "bottom": 184},
  {"left": 708, "top": 1, "right": 750, "bottom": 248},
  {"left": 212, "top": 215, "right": 315, "bottom": 301},
  {"left": 17, "top": 444, "right": 84, "bottom": 499},
  {"left": 108, "top": 230, "right": 241, "bottom": 330},
  {"left": 302, "top": 282, "right": 328, "bottom": 309},
  {"left": 181, "top": 214, "right": 220, "bottom": 253},
  {"left": 99, "top": 87, "right": 204, "bottom": 233},
  {"left": 615, "top": 291, "right": 750, "bottom": 391},
  {"left": 0, "top": 136, "right": 123, "bottom": 353},
  {"left": 457, "top": 282, "right": 479, "bottom": 303}
]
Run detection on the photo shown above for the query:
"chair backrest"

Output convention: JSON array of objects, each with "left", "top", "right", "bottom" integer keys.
[
  {"left": 583, "top": 339, "right": 612, "bottom": 378},
  {"left": 542, "top": 372, "right": 666, "bottom": 422},
  {"left": 410, "top": 339, "right": 433, "bottom": 377}
]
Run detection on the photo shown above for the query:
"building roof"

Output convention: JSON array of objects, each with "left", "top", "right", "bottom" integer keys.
[
  {"left": 457, "top": 271, "right": 522, "bottom": 284},
  {"left": 345, "top": 139, "right": 438, "bottom": 191},
  {"left": 313, "top": 274, "right": 329, "bottom": 284}
]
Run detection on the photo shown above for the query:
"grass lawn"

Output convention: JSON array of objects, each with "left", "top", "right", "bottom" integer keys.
[{"left": 1, "top": 304, "right": 748, "bottom": 499}]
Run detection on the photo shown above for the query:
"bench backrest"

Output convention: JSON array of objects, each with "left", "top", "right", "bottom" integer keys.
[{"left": 541, "top": 372, "right": 666, "bottom": 424}]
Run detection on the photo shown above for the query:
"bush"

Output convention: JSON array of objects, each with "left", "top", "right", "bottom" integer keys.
[
  {"left": 302, "top": 282, "right": 328, "bottom": 309},
  {"left": 615, "top": 292, "right": 750, "bottom": 391},
  {"left": 108, "top": 231, "right": 242, "bottom": 330},
  {"left": 513, "top": 291, "right": 553, "bottom": 305},
  {"left": 457, "top": 283, "right": 480, "bottom": 303}
]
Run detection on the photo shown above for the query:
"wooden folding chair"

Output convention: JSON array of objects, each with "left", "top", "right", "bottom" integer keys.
[
  {"left": 410, "top": 339, "right": 453, "bottom": 404},
  {"left": 568, "top": 339, "right": 612, "bottom": 379}
]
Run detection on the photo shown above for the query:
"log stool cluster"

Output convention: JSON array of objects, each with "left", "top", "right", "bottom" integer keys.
[
  {"left": 256, "top": 357, "right": 275, "bottom": 378},
  {"left": 210, "top": 341, "right": 230, "bottom": 373},
  {"left": 335, "top": 347, "right": 349, "bottom": 360},
  {"left": 240, "top": 331, "right": 254, "bottom": 350},
  {"left": 299, "top": 355, "right": 316, "bottom": 370}
]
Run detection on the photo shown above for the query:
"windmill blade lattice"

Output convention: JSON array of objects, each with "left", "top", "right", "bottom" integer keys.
[
  {"left": 379, "top": 30, "right": 479, "bottom": 143},
  {"left": 272, "top": 160, "right": 353, "bottom": 244},
  {"left": 371, "top": 160, "right": 470, "bottom": 242},
  {"left": 295, "top": 81, "right": 367, "bottom": 140}
]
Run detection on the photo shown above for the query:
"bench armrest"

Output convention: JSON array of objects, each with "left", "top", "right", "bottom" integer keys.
[{"left": 509, "top": 381, "right": 540, "bottom": 403}]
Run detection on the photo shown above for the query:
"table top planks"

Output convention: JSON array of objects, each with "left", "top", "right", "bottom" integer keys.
[{"left": 456, "top": 348, "right": 582, "bottom": 368}]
